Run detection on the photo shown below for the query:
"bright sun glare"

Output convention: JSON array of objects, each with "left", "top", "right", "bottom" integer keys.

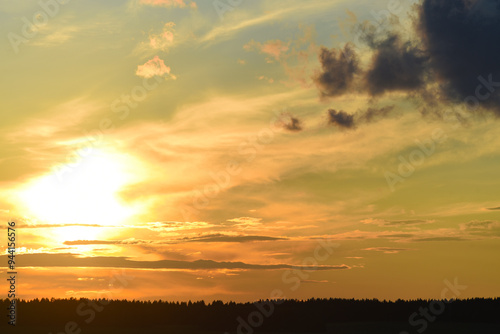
[{"left": 18, "top": 149, "right": 137, "bottom": 241}]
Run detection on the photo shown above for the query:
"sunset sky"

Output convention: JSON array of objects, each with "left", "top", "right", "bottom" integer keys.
[{"left": 1, "top": 0, "right": 500, "bottom": 302}]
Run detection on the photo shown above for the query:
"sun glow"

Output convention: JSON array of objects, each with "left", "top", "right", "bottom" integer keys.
[{"left": 18, "top": 149, "right": 139, "bottom": 235}]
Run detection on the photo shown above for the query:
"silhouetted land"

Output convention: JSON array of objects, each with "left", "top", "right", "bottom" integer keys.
[{"left": 2, "top": 298, "right": 500, "bottom": 333}]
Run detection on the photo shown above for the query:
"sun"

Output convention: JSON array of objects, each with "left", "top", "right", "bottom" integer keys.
[{"left": 17, "top": 149, "right": 139, "bottom": 240}]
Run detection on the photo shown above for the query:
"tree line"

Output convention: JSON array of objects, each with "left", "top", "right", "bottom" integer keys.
[{"left": 1, "top": 297, "right": 499, "bottom": 331}]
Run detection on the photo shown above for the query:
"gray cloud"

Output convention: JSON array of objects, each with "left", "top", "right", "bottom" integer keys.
[
  {"left": 460, "top": 220, "right": 500, "bottom": 237},
  {"left": 463, "top": 220, "right": 497, "bottom": 230},
  {"left": 327, "top": 106, "right": 396, "bottom": 130},
  {"left": 364, "top": 219, "right": 434, "bottom": 227},
  {"left": 461, "top": 220, "right": 500, "bottom": 230},
  {"left": 413, "top": 237, "right": 468, "bottom": 242},
  {"left": 314, "top": 28, "right": 427, "bottom": 99},
  {"left": 313, "top": 0, "right": 500, "bottom": 122},
  {"left": 365, "top": 34, "right": 427, "bottom": 96},
  {"left": 64, "top": 234, "right": 288, "bottom": 246},
  {"left": 418, "top": 0, "right": 500, "bottom": 114},
  {"left": 357, "top": 105, "right": 396, "bottom": 123},
  {"left": 314, "top": 44, "right": 360, "bottom": 98},
  {"left": 327, "top": 109, "right": 355, "bottom": 129},
  {"left": 1, "top": 253, "right": 350, "bottom": 271},
  {"left": 180, "top": 234, "right": 288, "bottom": 243},
  {"left": 279, "top": 113, "right": 303, "bottom": 132}
]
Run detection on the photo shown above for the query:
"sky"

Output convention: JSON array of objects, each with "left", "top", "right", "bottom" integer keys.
[{"left": 0, "top": 0, "right": 500, "bottom": 303}]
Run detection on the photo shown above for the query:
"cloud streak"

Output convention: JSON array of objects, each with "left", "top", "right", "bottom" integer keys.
[
  {"left": 362, "top": 219, "right": 434, "bottom": 227},
  {"left": 362, "top": 247, "right": 411, "bottom": 254},
  {"left": 63, "top": 233, "right": 288, "bottom": 246},
  {"left": 4, "top": 253, "right": 350, "bottom": 271},
  {"left": 139, "top": 0, "right": 196, "bottom": 8}
]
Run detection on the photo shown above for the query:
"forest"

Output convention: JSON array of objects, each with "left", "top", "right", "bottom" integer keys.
[{"left": 1, "top": 297, "right": 500, "bottom": 333}]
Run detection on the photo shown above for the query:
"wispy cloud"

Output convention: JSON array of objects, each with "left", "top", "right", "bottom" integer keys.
[
  {"left": 412, "top": 237, "right": 467, "bottom": 242},
  {"left": 244, "top": 39, "right": 290, "bottom": 61},
  {"left": 362, "top": 247, "right": 411, "bottom": 254},
  {"left": 63, "top": 233, "right": 288, "bottom": 245},
  {"left": 461, "top": 220, "right": 500, "bottom": 230},
  {"left": 32, "top": 26, "right": 82, "bottom": 47},
  {"left": 301, "top": 279, "right": 330, "bottom": 283},
  {"left": 362, "top": 218, "right": 434, "bottom": 227},
  {"left": 138, "top": 0, "right": 197, "bottom": 8},
  {"left": 200, "top": 1, "right": 337, "bottom": 44},
  {"left": 182, "top": 234, "right": 287, "bottom": 243}
]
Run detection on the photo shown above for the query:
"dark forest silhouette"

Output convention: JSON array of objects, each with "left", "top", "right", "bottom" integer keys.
[{"left": 2, "top": 297, "right": 500, "bottom": 332}]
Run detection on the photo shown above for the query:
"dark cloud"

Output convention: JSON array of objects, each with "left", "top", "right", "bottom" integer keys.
[
  {"left": 365, "top": 34, "right": 428, "bottom": 96},
  {"left": 1, "top": 253, "right": 350, "bottom": 271},
  {"left": 486, "top": 207, "right": 500, "bottom": 211},
  {"left": 382, "top": 219, "right": 433, "bottom": 226},
  {"left": 461, "top": 220, "right": 500, "bottom": 237},
  {"left": 180, "top": 234, "right": 288, "bottom": 243},
  {"left": 314, "top": 44, "right": 360, "bottom": 98},
  {"left": 312, "top": 0, "right": 500, "bottom": 119},
  {"left": 314, "top": 27, "right": 426, "bottom": 99},
  {"left": 418, "top": 0, "right": 500, "bottom": 114},
  {"left": 279, "top": 113, "right": 303, "bottom": 132},
  {"left": 462, "top": 220, "right": 500, "bottom": 230},
  {"left": 327, "top": 109, "right": 355, "bottom": 129},
  {"left": 327, "top": 106, "right": 396, "bottom": 130}
]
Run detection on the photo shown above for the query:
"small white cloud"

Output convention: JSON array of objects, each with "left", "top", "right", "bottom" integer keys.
[{"left": 136, "top": 56, "right": 175, "bottom": 79}]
